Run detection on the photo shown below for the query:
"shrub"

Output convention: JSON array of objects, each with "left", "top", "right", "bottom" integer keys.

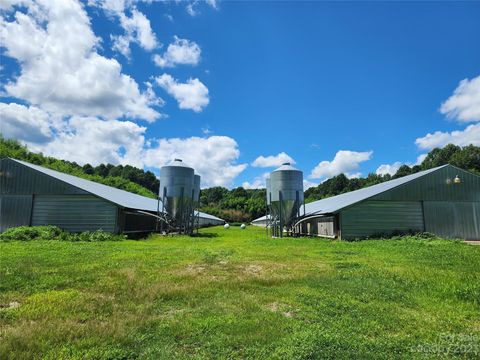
[
  {"left": 0, "top": 226, "right": 125, "bottom": 242},
  {"left": 0, "top": 225, "right": 62, "bottom": 241},
  {"left": 414, "top": 232, "right": 437, "bottom": 239}
]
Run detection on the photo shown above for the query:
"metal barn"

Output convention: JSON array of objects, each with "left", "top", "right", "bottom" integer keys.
[
  {"left": 254, "top": 165, "right": 480, "bottom": 240},
  {"left": 0, "top": 158, "right": 224, "bottom": 234}
]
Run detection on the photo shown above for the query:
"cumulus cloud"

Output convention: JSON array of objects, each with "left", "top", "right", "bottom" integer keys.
[
  {"left": 0, "top": 103, "right": 54, "bottom": 143},
  {"left": 144, "top": 136, "right": 247, "bottom": 188},
  {"left": 0, "top": 1, "right": 245, "bottom": 187},
  {"left": 153, "top": 36, "right": 201, "bottom": 68},
  {"left": 155, "top": 74, "right": 209, "bottom": 112},
  {"left": 87, "top": 0, "right": 127, "bottom": 14},
  {"left": 2, "top": 105, "right": 248, "bottom": 186},
  {"left": 375, "top": 153, "right": 428, "bottom": 176},
  {"left": 112, "top": 9, "right": 158, "bottom": 58},
  {"left": 251, "top": 152, "right": 295, "bottom": 168},
  {"left": 416, "top": 153, "right": 427, "bottom": 165},
  {"left": 440, "top": 75, "right": 480, "bottom": 123},
  {"left": 303, "top": 179, "right": 318, "bottom": 190},
  {"left": 29, "top": 117, "right": 147, "bottom": 167},
  {"left": 185, "top": 0, "right": 217, "bottom": 16},
  {"left": 242, "top": 172, "right": 269, "bottom": 189},
  {"left": 89, "top": 0, "right": 158, "bottom": 58},
  {"left": 415, "top": 124, "right": 480, "bottom": 150},
  {"left": 0, "top": 0, "right": 161, "bottom": 121},
  {"left": 309, "top": 150, "right": 373, "bottom": 179},
  {"left": 376, "top": 162, "right": 402, "bottom": 176}
]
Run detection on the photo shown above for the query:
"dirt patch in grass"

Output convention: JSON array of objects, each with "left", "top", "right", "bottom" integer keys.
[
  {"left": 244, "top": 264, "right": 263, "bottom": 275},
  {"left": 267, "top": 302, "right": 296, "bottom": 318}
]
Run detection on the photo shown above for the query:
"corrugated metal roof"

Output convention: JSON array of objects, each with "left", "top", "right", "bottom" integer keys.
[
  {"left": 303, "top": 165, "right": 447, "bottom": 215},
  {"left": 251, "top": 215, "right": 268, "bottom": 223},
  {"left": 11, "top": 158, "right": 223, "bottom": 222},
  {"left": 252, "top": 165, "right": 449, "bottom": 222}
]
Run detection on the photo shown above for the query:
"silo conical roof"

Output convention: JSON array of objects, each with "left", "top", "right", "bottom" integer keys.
[
  {"left": 273, "top": 162, "right": 300, "bottom": 172},
  {"left": 166, "top": 158, "right": 193, "bottom": 169}
]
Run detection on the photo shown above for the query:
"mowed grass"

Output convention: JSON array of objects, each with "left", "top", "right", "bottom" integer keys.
[{"left": 0, "top": 226, "right": 479, "bottom": 359}]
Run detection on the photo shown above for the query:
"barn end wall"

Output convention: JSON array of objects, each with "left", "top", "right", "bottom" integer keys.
[{"left": 340, "top": 201, "right": 424, "bottom": 240}]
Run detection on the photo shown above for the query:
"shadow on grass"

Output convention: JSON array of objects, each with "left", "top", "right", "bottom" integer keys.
[{"left": 191, "top": 232, "right": 219, "bottom": 239}]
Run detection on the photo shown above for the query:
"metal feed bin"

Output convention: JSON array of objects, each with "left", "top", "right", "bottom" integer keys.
[
  {"left": 159, "top": 159, "right": 197, "bottom": 234},
  {"left": 193, "top": 174, "right": 201, "bottom": 205},
  {"left": 267, "top": 163, "right": 304, "bottom": 237}
]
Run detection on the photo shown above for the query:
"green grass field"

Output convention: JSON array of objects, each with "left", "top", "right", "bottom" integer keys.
[{"left": 1, "top": 226, "right": 479, "bottom": 359}]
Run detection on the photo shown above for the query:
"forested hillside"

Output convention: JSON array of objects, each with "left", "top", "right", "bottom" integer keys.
[
  {"left": 2, "top": 137, "right": 478, "bottom": 222},
  {"left": 199, "top": 187, "right": 266, "bottom": 223}
]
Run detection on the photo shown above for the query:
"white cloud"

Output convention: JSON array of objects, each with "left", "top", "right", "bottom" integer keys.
[
  {"left": 375, "top": 162, "right": 402, "bottom": 176},
  {"left": 415, "top": 124, "right": 480, "bottom": 150},
  {"left": 111, "top": 34, "right": 131, "bottom": 58},
  {"left": 144, "top": 136, "right": 247, "bottom": 188},
  {"left": 155, "top": 74, "right": 209, "bottom": 112},
  {"left": 242, "top": 172, "right": 269, "bottom": 189},
  {"left": 2, "top": 107, "right": 147, "bottom": 167},
  {"left": 186, "top": 2, "right": 198, "bottom": 16},
  {"left": 206, "top": 0, "right": 218, "bottom": 9},
  {"left": 153, "top": 36, "right": 201, "bottom": 68},
  {"left": 30, "top": 117, "right": 147, "bottom": 167},
  {"left": 3, "top": 105, "right": 247, "bottom": 186},
  {"left": 185, "top": 0, "right": 217, "bottom": 16},
  {"left": 413, "top": 74, "right": 480, "bottom": 154},
  {"left": 0, "top": 103, "right": 54, "bottom": 143},
  {"left": 0, "top": 0, "right": 161, "bottom": 122},
  {"left": 89, "top": 0, "right": 158, "bottom": 58},
  {"left": 201, "top": 126, "right": 212, "bottom": 135},
  {"left": 416, "top": 153, "right": 427, "bottom": 165},
  {"left": 112, "top": 9, "right": 158, "bottom": 58},
  {"left": 309, "top": 150, "right": 373, "bottom": 179},
  {"left": 375, "top": 153, "right": 427, "bottom": 177},
  {"left": 303, "top": 179, "right": 318, "bottom": 190},
  {"left": 242, "top": 180, "right": 262, "bottom": 190},
  {"left": 440, "top": 75, "right": 480, "bottom": 123},
  {"left": 88, "top": 0, "right": 127, "bottom": 14},
  {"left": 0, "top": 0, "right": 24, "bottom": 11},
  {"left": 251, "top": 152, "right": 295, "bottom": 168}
]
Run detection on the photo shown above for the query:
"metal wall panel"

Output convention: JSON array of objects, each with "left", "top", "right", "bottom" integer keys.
[
  {"left": 424, "top": 201, "right": 480, "bottom": 240},
  {"left": 32, "top": 195, "right": 117, "bottom": 233},
  {"left": 0, "top": 195, "right": 33, "bottom": 232},
  {"left": 341, "top": 201, "right": 424, "bottom": 239}
]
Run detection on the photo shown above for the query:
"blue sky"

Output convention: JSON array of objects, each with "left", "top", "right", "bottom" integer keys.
[{"left": 1, "top": 0, "right": 479, "bottom": 188}]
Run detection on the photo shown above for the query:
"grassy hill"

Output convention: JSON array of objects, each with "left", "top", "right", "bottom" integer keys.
[{"left": 1, "top": 226, "right": 479, "bottom": 359}]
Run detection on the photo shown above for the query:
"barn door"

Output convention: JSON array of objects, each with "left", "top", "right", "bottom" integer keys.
[{"left": 423, "top": 201, "right": 480, "bottom": 240}]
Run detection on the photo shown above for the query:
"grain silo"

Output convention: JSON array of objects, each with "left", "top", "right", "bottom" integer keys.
[
  {"left": 159, "top": 159, "right": 198, "bottom": 234},
  {"left": 267, "top": 163, "right": 304, "bottom": 237}
]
